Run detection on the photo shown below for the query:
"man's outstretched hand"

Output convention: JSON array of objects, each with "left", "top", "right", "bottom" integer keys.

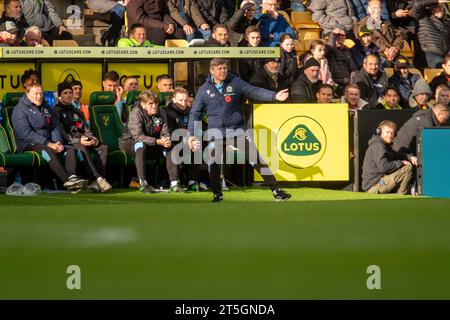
[{"left": 275, "top": 89, "right": 289, "bottom": 101}]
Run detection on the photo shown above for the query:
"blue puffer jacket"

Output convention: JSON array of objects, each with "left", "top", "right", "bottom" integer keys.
[
  {"left": 188, "top": 73, "right": 276, "bottom": 138},
  {"left": 12, "top": 95, "right": 62, "bottom": 152},
  {"left": 259, "top": 13, "right": 296, "bottom": 47}
]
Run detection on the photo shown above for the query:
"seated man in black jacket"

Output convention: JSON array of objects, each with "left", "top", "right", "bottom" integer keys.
[
  {"left": 352, "top": 54, "right": 389, "bottom": 108},
  {"left": 362, "top": 120, "right": 414, "bottom": 194},
  {"left": 54, "top": 82, "right": 112, "bottom": 193},
  {"left": 250, "top": 57, "right": 289, "bottom": 97},
  {"left": 290, "top": 58, "right": 322, "bottom": 103}
]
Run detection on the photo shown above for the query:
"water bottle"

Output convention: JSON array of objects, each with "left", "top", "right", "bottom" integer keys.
[{"left": 15, "top": 172, "right": 22, "bottom": 184}]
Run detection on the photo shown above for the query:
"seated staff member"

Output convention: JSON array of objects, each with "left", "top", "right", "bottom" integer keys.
[
  {"left": 11, "top": 83, "right": 87, "bottom": 192},
  {"left": 119, "top": 90, "right": 176, "bottom": 193},
  {"left": 362, "top": 120, "right": 414, "bottom": 194},
  {"left": 54, "top": 82, "right": 112, "bottom": 193}
]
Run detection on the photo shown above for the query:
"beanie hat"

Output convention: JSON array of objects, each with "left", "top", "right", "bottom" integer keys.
[
  {"left": 413, "top": 79, "right": 431, "bottom": 97},
  {"left": 58, "top": 82, "right": 73, "bottom": 97},
  {"left": 303, "top": 57, "right": 321, "bottom": 69}
]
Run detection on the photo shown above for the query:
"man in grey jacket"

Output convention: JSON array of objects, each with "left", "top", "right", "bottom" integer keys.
[
  {"left": 362, "top": 120, "right": 413, "bottom": 194},
  {"left": 310, "top": 0, "right": 358, "bottom": 37},
  {"left": 19, "top": 0, "right": 72, "bottom": 44}
]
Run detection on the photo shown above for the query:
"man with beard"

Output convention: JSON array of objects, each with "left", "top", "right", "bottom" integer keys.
[
  {"left": 352, "top": 54, "right": 389, "bottom": 108},
  {"left": 290, "top": 58, "right": 322, "bottom": 103}
]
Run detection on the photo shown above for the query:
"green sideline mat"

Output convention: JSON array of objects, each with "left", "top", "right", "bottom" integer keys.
[{"left": 1, "top": 188, "right": 450, "bottom": 299}]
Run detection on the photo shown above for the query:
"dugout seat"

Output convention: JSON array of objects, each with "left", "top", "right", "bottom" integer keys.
[
  {"left": 0, "top": 125, "right": 35, "bottom": 167},
  {"left": 89, "top": 91, "right": 130, "bottom": 165},
  {"left": 126, "top": 90, "right": 140, "bottom": 113},
  {"left": 1, "top": 92, "right": 24, "bottom": 154}
]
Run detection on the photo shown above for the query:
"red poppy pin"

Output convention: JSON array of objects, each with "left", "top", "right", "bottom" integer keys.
[{"left": 225, "top": 96, "right": 232, "bottom": 103}]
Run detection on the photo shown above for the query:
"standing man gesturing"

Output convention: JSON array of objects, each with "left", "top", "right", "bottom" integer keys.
[{"left": 188, "top": 58, "right": 292, "bottom": 202}]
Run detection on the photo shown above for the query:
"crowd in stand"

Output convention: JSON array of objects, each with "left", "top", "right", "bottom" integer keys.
[{"left": 1, "top": 0, "right": 450, "bottom": 197}]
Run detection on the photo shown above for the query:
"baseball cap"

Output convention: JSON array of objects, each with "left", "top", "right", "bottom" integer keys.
[
  {"left": 395, "top": 56, "right": 409, "bottom": 68},
  {"left": 0, "top": 21, "right": 19, "bottom": 34},
  {"left": 359, "top": 25, "right": 373, "bottom": 37}
]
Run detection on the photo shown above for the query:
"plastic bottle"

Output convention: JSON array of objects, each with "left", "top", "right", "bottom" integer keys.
[{"left": 15, "top": 172, "right": 22, "bottom": 184}]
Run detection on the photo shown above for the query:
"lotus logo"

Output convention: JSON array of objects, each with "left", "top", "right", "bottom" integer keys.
[
  {"left": 277, "top": 116, "right": 327, "bottom": 169},
  {"left": 58, "top": 69, "right": 81, "bottom": 85}
]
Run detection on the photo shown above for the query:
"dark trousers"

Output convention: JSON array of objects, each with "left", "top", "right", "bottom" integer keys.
[
  {"left": 145, "top": 27, "right": 185, "bottom": 46},
  {"left": 24, "top": 144, "right": 77, "bottom": 182},
  {"left": 167, "top": 143, "right": 199, "bottom": 182},
  {"left": 120, "top": 140, "right": 177, "bottom": 184},
  {"left": 73, "top": 143, "right": 108, "bottom": 179},
  {"left": 42, "top": 26, "right": 73, "bottom": 45},
  {"left": 207, "top": 136, "right": 278, "bottom": 194}
]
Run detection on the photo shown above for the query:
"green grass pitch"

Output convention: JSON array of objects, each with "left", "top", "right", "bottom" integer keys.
[{"left": 1, "top": 188, "right": 450, "bottom": 299}]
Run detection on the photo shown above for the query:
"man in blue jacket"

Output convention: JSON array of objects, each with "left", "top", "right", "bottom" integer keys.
[
  {"left": 11, "top": 83, "right": 87, "bottom": 192},
  {"left": 188, "top": 58, "right": 291, "bottom": 202}
]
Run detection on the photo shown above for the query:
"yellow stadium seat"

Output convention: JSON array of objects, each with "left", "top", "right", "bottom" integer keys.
[
  {"left": 53, "top": 39, "right": 79, "bottom": 47},
  {"left": 410, "top": 68, "right": 423, "bottom": 78},
  {"left": 291, "top": 11, "right": 321, "bottom": 41},
  {"left": 400, "top": 40, "right": 414, "bottom": 58},
  {"left": 424, "top": 69, "right": 443, "bottom": 83},
  {"left": 384, "top": 68, "right": 394, "bottom": 78},
  {"left": 278, "top": 10, "right": 293, "bottom": 28},
  {"left": 291, "top": 11, "right": 315, "bottom": 25},
  {"left": 296, "top": 29, "right": 321, "bottom": 41},
  {"left": 165, "top": 39, "right": 189, "bottom": 47}
]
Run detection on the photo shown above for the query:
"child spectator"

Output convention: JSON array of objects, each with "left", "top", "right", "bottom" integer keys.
[
  {"left": 304, "top": 39, "right": 335, "bottom": 86},
  {"left": 238, "top": 26, "right": 263, "bottom": 82},
  {"left": 279, "top": 33, "right": 298, "bottom": 86}
]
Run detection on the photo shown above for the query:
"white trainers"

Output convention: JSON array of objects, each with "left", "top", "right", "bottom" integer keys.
[{"left": 96, "top": 177, "right": 112, "bottom": 193}]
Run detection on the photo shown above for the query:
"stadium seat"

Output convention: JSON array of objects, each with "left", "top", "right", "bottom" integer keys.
[
  {"left": 410, "top": 68, "right": 423, "bottom": 78},
  {"left": 1, "top": 92, "right": 24, "bottom": 154},
  {"left": 278, "top": 10, "right": 294, "bottom": 28},
  {"left": 400, "top": 40, "right": 414, "bottom": 59},
  {"left": 424, "top": 69, "right": 442, "bottom": 83},
  {"left": 0, "top": 125, "right": 35, "bottom": 167},
  {"left": 165, "top": 39, "right": 189, "bottom": 48},
  {"left": 384, "top": 68, "right": 394, "bottom": 78},
  {"left": 291, "top": 11, "right": 321, "bottom": 41},
  {"left": 158, "top": 92, "right": 173, "bottom": 108},
  {"left": 53, "top": 39, "right": 79, "bottom": 47},
  {"left": 126, "top": 91, "right": 140, "bottom": 113}
]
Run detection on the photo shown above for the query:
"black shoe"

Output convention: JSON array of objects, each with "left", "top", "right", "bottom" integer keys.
[
  {"left": 273, "top": 189, "right": 291, "bottom": 202},
  {"left": 212, "top": 192, "right": 223, "bottom": 202},
  {"left": 63, "top": 176, "right": 88, "bottom": 191}
]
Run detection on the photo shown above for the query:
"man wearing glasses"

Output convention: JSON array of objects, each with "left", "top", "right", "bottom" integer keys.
[{"left": 259, "top": 0, "right": 296, "bottom": 46}]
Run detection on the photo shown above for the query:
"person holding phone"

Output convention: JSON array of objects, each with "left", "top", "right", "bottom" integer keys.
[
  {"left": 54, "top": 82, "right": 112, "bottom": 193},
  {"left": 12, "top": 83, "right": 87, "bottom": 192}
]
